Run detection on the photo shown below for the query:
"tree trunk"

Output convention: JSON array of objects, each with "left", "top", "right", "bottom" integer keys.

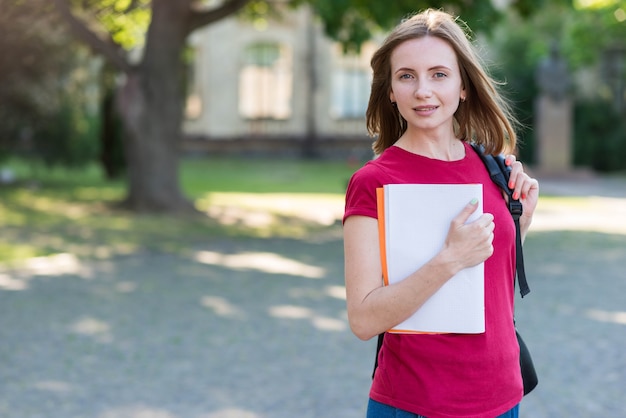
[{"left": 117, "top": 0, "right": 195, "bottom": 213}]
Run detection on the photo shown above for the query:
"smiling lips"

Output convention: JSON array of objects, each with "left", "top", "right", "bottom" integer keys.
[{"left": 413, "top": 105, "right": 438, "bottom": 113}]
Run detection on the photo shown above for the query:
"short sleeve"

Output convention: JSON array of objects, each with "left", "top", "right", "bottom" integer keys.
[{"left": 343, "top": 163, "right": 384, "bottom": 223}]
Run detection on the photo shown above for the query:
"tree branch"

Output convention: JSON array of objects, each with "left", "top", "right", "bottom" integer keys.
[
  {"left": 187, "top": 0, "right": 250, "bottom": 33},
  {"left": 124, "top": 0, "right": 142, "bottom": 14},
  {"left": 51, "top": 0, "right": 132, "bottom": 73}
]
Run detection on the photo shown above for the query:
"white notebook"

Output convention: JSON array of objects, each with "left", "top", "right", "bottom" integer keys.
[{"left": 377, "top": 184, "right": 485, "bottom": 334}]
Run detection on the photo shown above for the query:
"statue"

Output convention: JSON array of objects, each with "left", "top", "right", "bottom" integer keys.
[
  {"left": 535, "top": 42, "right": 570, "bottom": 102},
  {"left": 534, "top": 41, "right": 573, "bottom": 173}
]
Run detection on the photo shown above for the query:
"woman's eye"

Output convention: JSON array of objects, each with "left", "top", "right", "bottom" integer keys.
[
  {"left": 434, "top": 72, "right": 447, "bottom": 78},
  {"left": 399, "top": 73, "right": 413, "bottom": 80}
]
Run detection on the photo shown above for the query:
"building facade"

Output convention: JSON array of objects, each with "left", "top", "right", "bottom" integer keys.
[{"left": 183, "top": 6, "right": 377, "bottom": 157}]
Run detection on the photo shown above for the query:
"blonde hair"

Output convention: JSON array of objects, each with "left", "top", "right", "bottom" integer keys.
[{"left": 366, "top": 9, "right": 518, "bottom": 156}]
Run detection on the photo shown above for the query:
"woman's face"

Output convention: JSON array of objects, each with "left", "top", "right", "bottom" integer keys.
[{"left": 389, "top": 36, "right": 465, "bottom": 135}]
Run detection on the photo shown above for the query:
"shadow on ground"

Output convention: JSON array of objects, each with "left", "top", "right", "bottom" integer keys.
[{"left": 1, "top": 194, "right": 626, "bottom": 417}]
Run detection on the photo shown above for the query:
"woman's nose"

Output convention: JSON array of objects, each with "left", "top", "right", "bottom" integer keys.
[{"left": 414, "top": 82, "right": 432, "bottom": 98}]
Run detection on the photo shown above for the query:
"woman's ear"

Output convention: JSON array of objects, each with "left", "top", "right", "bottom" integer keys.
[{"left": 390, "top": 90, "right": 396, "bottom": 103}]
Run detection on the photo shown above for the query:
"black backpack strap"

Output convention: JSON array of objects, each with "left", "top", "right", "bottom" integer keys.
[
  {"left": 471, "top": 144, "right": 530, "bottom": 297},
  {"left": 372, "top": 332, "right": 384, "bottom": 378}
]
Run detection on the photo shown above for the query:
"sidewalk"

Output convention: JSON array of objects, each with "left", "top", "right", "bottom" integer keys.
[
  {"left": 0, "top": 176, "right": 625, "bottom": 418},
  {"left": 514, "top": 174, "right": 626, "bottom": 417},
  {"left": 537, "top": 173, "right": 626, "bottom": 198}
]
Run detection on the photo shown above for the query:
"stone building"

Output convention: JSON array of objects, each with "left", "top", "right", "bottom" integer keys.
[{"left": 183, "top": 6, "right": 377, "bottom": 157}]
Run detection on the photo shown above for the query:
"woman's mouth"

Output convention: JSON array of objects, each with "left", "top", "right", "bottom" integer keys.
[{"left": 414, "top": 106, "right": 438, "bottom": 111}]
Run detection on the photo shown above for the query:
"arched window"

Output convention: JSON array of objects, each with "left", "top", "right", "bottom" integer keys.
[{"left": 239, "top": 42, "right": 292, "bottom": 120}]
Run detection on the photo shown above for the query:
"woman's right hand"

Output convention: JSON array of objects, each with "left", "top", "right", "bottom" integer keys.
[{"left": 441, "top": 200, "right": 495, "bottom": 273}]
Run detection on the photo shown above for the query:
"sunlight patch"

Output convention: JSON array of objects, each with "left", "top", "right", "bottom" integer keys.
[
  {"left": 204, "top": 192, "right": 343, "bottom": 226},
  {"left": 532, "top": 197, "right": 626, "bottom": 235},
  {"left": 98, "top": 405, "right": 175, "bottom": 418},
  {"left": 69, "top": 317, "right": 113, "bottom": 342},
  {"left": 312, "top": 316, "right": 347, "bottom": 331},
  {"left": 207, "top": 205, "right": 274, "bottom": 228},
  {"left": 32, "top": 380, "right": 73, "bottom": 394},
  {"left": 201, "top": 296, "right": 245, "bottom": 318},
  {"left": 269, "top": 305, "right": 347, "bottom": 331},
  {"left": 586, "top": 309, "right": 626, "bottom": 325},
  {"left": 0, "top": 273, "right": 28, "bottom": 290},
  {"left": 325, "top": 285, "right": 346, "bottom": 300},
  {"left": 269, "top": 305, "right": 312, "bottom": 319},
  {"left": 201, "top": 409, "right": 261, "bottom": 418},
  {"left": 24, "top": 253, "right": 91, "bottom": 277},
  {"left": 115, "top": 281, "right": 137, "bottom": 293},
  {"left": 194, "top": 251, "right": 325, "bottom": 279},
  {"left": 0, "top": 253, "right": 89, "bottom": 290}
]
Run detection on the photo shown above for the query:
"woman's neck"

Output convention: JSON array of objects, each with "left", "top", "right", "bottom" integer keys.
[{"left": 395, "top": 132, "right": 465, "bottom": 161}]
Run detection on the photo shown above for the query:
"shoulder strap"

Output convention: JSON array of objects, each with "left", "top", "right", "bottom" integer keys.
[
  {"left": 470, "top": 144, "right": 530, "bottom": 298},
  {"left": 372, "top": 144, "right": 531, "bottom": 379},
  {"left": 372, "top": 332, "right": 384, "bottom": 378}
]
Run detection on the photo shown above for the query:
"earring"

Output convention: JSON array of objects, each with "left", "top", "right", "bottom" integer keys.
[{"left": 460, "top": 97, "right": 466, "bottom": 103}]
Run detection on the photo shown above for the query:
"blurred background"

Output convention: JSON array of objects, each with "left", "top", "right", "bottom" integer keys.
[{"left": 0, "top": 1, "right": 625, "bottom": 417}]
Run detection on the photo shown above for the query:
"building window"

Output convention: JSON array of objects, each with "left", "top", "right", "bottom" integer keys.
[
  {"left": 330, "top": 68, "right": 370, "bottom": 119},
  {"left": 239, "top": 42, "right": 292, "bottom": 120},
  {"left": 330, "top": 47, "right": 373, "bottom": 119}
]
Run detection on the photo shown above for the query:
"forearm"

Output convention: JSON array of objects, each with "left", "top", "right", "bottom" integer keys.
[
  {"left": 344, "top": 206, "right": 493, "bottom": 341},
  {"left": 347, "top": 250, "right": 459, "bottom": 341}
]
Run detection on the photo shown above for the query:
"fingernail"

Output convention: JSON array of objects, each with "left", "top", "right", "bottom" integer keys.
[
  {"left": 513, "top": 192, "right": 519, "bottom": 200},
  {"left": 470, "top": 198, "right": 478, "bottom": 205},
  {"left": 509, "top": 181, "right": 514, "bottom": 189}
]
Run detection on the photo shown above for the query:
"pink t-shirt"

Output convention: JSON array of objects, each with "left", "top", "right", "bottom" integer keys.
[{"left": 344, "top": 143, "right": 523, "bottom": 418}]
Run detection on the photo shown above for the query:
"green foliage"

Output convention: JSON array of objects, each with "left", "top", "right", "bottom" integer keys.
[
  {"left": 489, "top": 11, "right": 555, "bottom": 163},
  {"left": 74, "top": 0, "right": 151, "bottom": 49},
  {"left": 565, "top": 1, "right": 626, "bottom": 67},
  {"left": 1, "top": 0, "right": 104, "bottom": 169},
  {"left": 573, "top": 100, "right": 626, "bottom": 172},
  {"left": 489, "top": 4, "right": 571, "bottom": 163},
  {"left": 298, "top": 0, "right": 503, "bottom": 52},
  {"left": 36, "top": 96, "right": 101, "bottom": 168},
  {"left": 0, "top": 0, "right": 67, "bottom": 161},
  {"left": 489, "top": 2, "right": 626, "bottom": 170}
]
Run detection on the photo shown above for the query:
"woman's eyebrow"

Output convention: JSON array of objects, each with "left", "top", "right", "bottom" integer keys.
[{"left": 393, "top": 65, "right": 453, "bottom": 74}]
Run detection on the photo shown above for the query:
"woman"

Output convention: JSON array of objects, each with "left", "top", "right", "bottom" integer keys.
[{"left": 343, "top": 9, "right": 539, "bottom": 418}]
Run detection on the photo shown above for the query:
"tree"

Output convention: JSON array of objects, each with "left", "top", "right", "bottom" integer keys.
[
  {"left": 48, "top": 0, "right": 541, "bottom": 213},
  {"left": 48, "top": 0, "right": 250, "bottom": 212},
  {"left": 0, "top": 0, "right": 65, "bottom": 161}
]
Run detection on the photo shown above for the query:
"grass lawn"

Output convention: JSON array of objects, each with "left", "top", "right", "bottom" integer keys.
[
  {"left": 0, "top": 157, "right": 359, "bottom": 266},
  {"left": 1, "top": 156, "right": 617, "bottom": 267}
]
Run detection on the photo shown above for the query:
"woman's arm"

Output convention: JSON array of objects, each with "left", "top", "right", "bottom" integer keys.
[{"left": 343, "top": 200, "right": 495, "bottom": 341}]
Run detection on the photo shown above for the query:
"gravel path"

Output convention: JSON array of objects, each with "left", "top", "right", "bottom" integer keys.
[{"left": 1, "top": 176, "right": 625, "bottom": 418}]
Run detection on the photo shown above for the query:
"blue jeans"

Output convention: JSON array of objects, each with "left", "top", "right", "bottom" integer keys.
[{"left": 366, "top": 399, "right": 520, "bottom": 418}]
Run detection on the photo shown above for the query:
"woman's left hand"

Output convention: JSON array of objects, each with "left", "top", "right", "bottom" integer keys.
[{"left": 505, "top": 155, "right": 539, "bottom": 236}]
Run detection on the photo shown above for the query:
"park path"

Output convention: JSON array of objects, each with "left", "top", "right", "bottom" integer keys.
[{"left": 0, "top": 175, "right": 625, "bottom": 418}]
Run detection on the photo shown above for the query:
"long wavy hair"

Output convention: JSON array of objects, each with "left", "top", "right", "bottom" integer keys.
[{"left": 366, "top": 9, "right": 518, "bottom": 156}]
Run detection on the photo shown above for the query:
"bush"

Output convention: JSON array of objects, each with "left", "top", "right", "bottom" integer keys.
[
  {"left": 574, "top": 100, "right": 626, "bottom": 172},
  {"left": 35, "top": 95, "right": 101, "bottom": 168}
]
